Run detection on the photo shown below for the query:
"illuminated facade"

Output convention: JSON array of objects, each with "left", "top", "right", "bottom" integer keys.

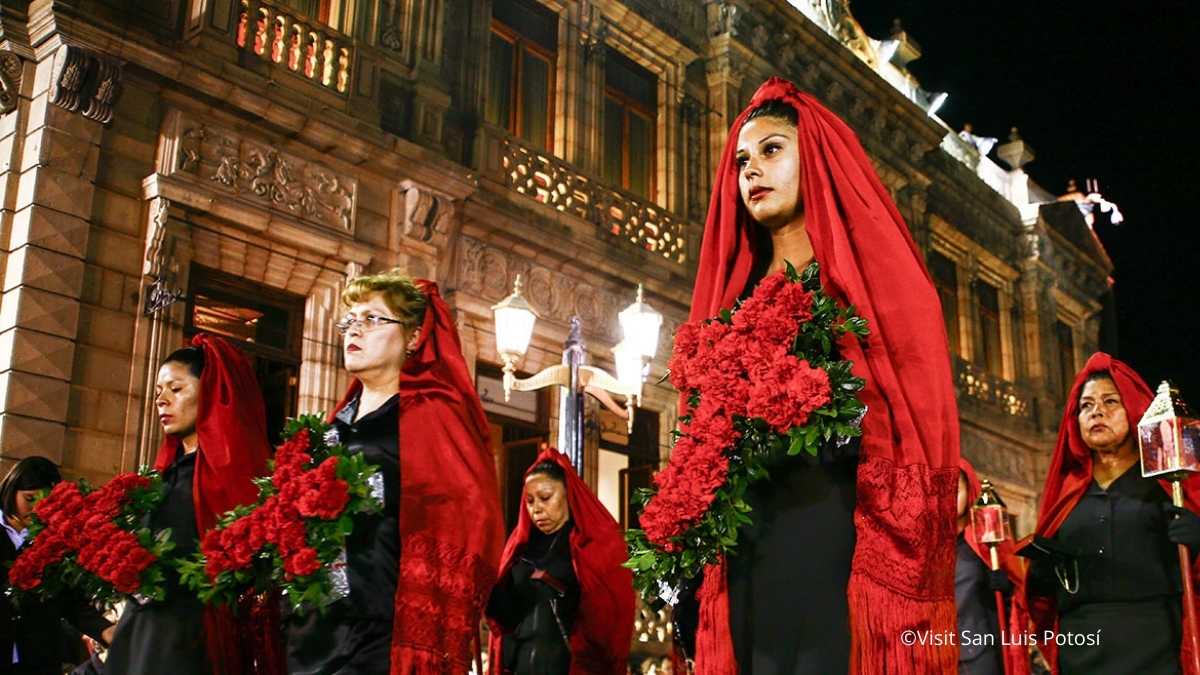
[{"left": 0, "top": 0, "right": 1111, "bottom": 663}]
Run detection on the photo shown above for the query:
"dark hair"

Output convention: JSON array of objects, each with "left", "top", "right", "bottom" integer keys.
[
  {"left": 527, "top": 460, "right": 566, "bottom": 484},
  {"left": 163, "top": 346, "right": 205, "bottom": 378},
  {"left": 0, "top": 456, "right": 62, "bottom": 516},
  {"left": 745, "top": 98, "right": 798, "bottom": 127}
]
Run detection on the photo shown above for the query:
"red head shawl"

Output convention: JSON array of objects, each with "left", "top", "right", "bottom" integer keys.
[
  {"left": 331, "top": 279, "right": 504, "bottom": 673},
  {"left": 689, "top": 77, "right": 959, "bottom": 674},
  {"left": 1028, "top": 352, "right": 1200, "bottom": 673},
  {"left": 152, "top": 333, "right": 279, "bottom": 674},
  {"left": 485, "top": 447, "right": 635, "bottom": 675},
  {"left": 959, "top": 457, "right": 1031, "bottom": 675}
]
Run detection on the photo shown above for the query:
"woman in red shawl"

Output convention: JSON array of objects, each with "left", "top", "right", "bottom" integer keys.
[
  {"left": 679, "top": 77, "right": 960, "bottom": 674},
  {"left": 1023, "top": 352, "right": 1200, "bottom": 674},
  {"left": 957, "top": 458, "right": 1031, "bottom": 675},
  {"left": 485, "top": 447, "right": 635, "bottom": 675},
  {"left": 105, "top": 333, "right": 280, "bottom": 675},
  {"left": 284, "top": 268, "right": 504, "bottom": 674}
]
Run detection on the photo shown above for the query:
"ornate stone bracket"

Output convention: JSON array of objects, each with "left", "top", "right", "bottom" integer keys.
[
  {"left": 0, "top": 50, "right": 23, "bottom": 114},
  {"left": 50, "top": 45, "right": 122, "bottom": 124}
]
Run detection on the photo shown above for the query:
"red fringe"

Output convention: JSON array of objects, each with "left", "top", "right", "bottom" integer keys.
[
  {"left": 848, "top": 571, "right": 957, "bottom": 675},
  {"left": 694, "top": 557, "right": 737, "bottom": 675}
]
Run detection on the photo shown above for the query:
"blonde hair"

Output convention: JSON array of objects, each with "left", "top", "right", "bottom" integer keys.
[{"left": 341, "top": 268, "right": 427, "bottom": 327}]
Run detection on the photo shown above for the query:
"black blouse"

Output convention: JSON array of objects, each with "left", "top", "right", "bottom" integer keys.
[
  {"left": 331, "top": 393, "right": 401, "bottom": 620},
  {"left": 488, "top": 522, "right": 580, "bottom": 675},
  {"left": 1032, "top": 465, "right": 1181, "bottom": 612}
]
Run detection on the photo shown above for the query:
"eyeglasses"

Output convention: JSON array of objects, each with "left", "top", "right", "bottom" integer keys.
[{"left": 335, "top": 314, "right": 406, "bottom": 335}]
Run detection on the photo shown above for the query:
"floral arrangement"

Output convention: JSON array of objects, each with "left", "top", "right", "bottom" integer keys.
[
  {"left": 625, "top": 262, "right": 869, "bottom": 599},
  {"left": 8, "top": 470, "right": 174, "bottom": 606},
  {"left": 178, "top": 414, "right": 382, "bottom": 611}
]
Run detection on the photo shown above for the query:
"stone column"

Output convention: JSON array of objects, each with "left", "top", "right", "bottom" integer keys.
[{"left": 0, "top": 43, "right": 115, "bottom": 465}]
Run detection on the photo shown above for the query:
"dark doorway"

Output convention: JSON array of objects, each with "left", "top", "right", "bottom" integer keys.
[{"left": 184, "top": 264, "right": 305, "bottom": 444}]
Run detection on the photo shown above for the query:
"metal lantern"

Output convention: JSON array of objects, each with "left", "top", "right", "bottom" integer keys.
[
  {"left": 1138, "top": 381, "right": 1200, "bottom": 479},
  {"left": 971, "top": 479, "right": 1008, "bottom": 548},
  {"left": 491, "top": 275, "right": 538, "bottom": 401}
]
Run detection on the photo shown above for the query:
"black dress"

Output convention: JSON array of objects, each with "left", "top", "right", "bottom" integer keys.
[
  {"left": 726, "top": 442, "right": 858, "bottom": 675},
  {"left": 1029, "top": 465, "right": 1182, "bottom": 675},
  {"left": 956, "top": 533, "right": 1003, "bottom": 675},
  {"left": 105, "top": 450, "right": 208, "bottom": 675},
  {"left": 1, "top": 518, "right": 112, "bottom": 675},
  {"left": 285, "top": 393, "right": 401, "bottom": 675},
  {"left": 487, "top": 522, "right": 580, "bottom": 675}
]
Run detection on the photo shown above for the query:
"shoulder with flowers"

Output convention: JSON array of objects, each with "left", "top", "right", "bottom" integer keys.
[
  {"left": 177, "top": 413, "right": 383, "bottom": 611},
  {"left": 626, "top": 262, "right": 869, "bottom": 598}
]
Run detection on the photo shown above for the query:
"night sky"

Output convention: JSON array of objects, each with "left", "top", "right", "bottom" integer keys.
[{"left": 851, "top": 1, "right": 1200, "bottom": 400}]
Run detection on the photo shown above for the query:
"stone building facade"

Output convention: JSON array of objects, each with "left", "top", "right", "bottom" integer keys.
[{"left": 0, "top": 0, "right": 1112, "bottom": 662}]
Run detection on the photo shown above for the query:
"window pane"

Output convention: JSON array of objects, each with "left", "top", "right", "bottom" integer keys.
[
  {"left": 520, "top": 50, "right": 550, "bottom": 148},
  {"left": 628, "top": 110, "right": 653, "bottom": 198},
  {"left": 602, "top": 97, "right": 623, "bottom": 186},
  {"left": 976, "top": 282, "right": 1002, "bottom": 375},
  {"left": 1056, "top": 320, "right": 1075, "bottom": 398},
  {"left": 928, "top": 252, "right": 959, "bottom": 355},
  {"left": 492, "top": 0, "right": 557, "bottom": 52},
  {"left": 486, "top": 33, "right": 514, "bottom": 130},
  {"left": 605, "top": 51, "right": 656, "bottom": 110}
]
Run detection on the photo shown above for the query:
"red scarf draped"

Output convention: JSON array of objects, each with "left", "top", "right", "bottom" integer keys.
[
  {"left": 1026, "top": 351, "right": 1200, "bottom": 673},
  {"left": 330, "top": 280, "right": 504, "bottom": 674},
  {"left": 689, "top": 77, "right": 960, "bottom": 674},
  {"left": 485, "top": 447, "right": 635, "bottom": 675},
  {"left": 959, "top": 458, "right": 1031, "bottom": 675},
  {"left": 152, "top": 333, "right": 282, "bottom": 675}
]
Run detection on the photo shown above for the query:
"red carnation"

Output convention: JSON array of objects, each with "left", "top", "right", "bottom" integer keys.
[{"left": 283, "top": 547, "right": 321, "bottom": 579}]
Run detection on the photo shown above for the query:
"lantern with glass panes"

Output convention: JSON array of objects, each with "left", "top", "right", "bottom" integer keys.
[{"left": 1138, "top": 381, "right": 1200, "bottom": 672}]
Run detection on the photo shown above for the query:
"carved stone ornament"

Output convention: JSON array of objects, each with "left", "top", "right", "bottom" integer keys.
[
  {"left": 165, "top": 111, "right": 357, "bottom": 234},
  {"left": 50, "top": 45, "right": 122, "bottom": 124},
  {"left": 0, "top": 50, "right": 23, "bottom": 115}
]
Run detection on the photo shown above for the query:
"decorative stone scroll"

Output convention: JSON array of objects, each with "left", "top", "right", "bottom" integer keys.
[
  {"left": 0, "top": 50, "right": 23, "bottom": 114},
  {"left": 50, "top": 45, "right": 122, "bottom": 123},
  {"left": 163, "top": 110, "right": 357, "bottom": 234}
]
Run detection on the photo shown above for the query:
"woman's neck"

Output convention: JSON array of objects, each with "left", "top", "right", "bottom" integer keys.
[
  {"left": 357, "top": 373, "right": 400, "bottom": 421},
  {"left": 766, "top": 214, "right": 814, "bottom": 275},
  {"left": 1092, "top": 444, "right": 1139, "bottom": 489},
  {"left": 180, "top": 432, "right": 199, "bottom": 455}
]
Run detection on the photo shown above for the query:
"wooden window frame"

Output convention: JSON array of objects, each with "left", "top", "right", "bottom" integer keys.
[
  {"left": 975, "top": 280, "right": 1003, "bottom": 377},
  {"left": 490, "top": 19, "right": 556, "bottom": 150},
  {"left": 603, "top": 85, "right": 657, "bottom": 199}
]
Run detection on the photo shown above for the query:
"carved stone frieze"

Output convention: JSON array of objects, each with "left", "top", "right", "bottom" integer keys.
[
  {"left": 50, "top": 45, "right": 121, "bottom": 124},
  {"left": 457, "top": 236, "right": 675, "bottom": 358},
  {"left": 0, "top": 50, "right": 23, "bottom": 114},
  {"left": 163, "top": 111, "right": 357, "bottom": 234}
]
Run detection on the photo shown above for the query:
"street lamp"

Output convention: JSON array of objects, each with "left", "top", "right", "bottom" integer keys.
[{"left": 491, "top": 277, "right": 662, "bottom": 475}]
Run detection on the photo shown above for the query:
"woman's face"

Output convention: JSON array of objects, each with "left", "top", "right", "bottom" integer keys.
[
  {"left": 341, "top": 293, "right": 413, "bottom": 376},
  {"left": 524, "top": 474, "right": 569, "bottom": 535},
  {"left": 155, "top": 361, "right": 201, "bottom": 438},
  {"left": 735, "top": 115, "right": 803, "bottom": 230},
  {"left": 13, "top": 489, "right": 40, "bottom": 522},
  {"left": 1077, "top": 377, "right": 1131, "bottom": 454}
]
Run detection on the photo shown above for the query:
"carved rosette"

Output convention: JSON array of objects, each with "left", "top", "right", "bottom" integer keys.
[
  {"left": 165, "top": 111, "right": 357, "bottom": 234},
  {"left": 50, "top": 45, "right": 122, "bottom": 123}
]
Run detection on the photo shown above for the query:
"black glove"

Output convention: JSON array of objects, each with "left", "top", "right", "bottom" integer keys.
[
  {"left": 1164, "top": 503, "right": 1200, "bottom": 549},
  {"left": 988, "top": 569, "right": 1013, "bottom": 594}
]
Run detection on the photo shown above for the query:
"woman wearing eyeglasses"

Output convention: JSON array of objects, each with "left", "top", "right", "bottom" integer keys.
[{"left": 284, "top": 268, "right": 503, "bottom": 675}]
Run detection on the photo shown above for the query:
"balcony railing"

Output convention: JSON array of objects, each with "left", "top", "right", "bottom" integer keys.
[
  {"left": 953, "top": 356, "right": 1033, "bottom": 420},
  {"left": 500, "top": 135, "right": 688, "bottom": 264},
  {"left": 235, "top": 0, "right": 352, "bottom": 95}
]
